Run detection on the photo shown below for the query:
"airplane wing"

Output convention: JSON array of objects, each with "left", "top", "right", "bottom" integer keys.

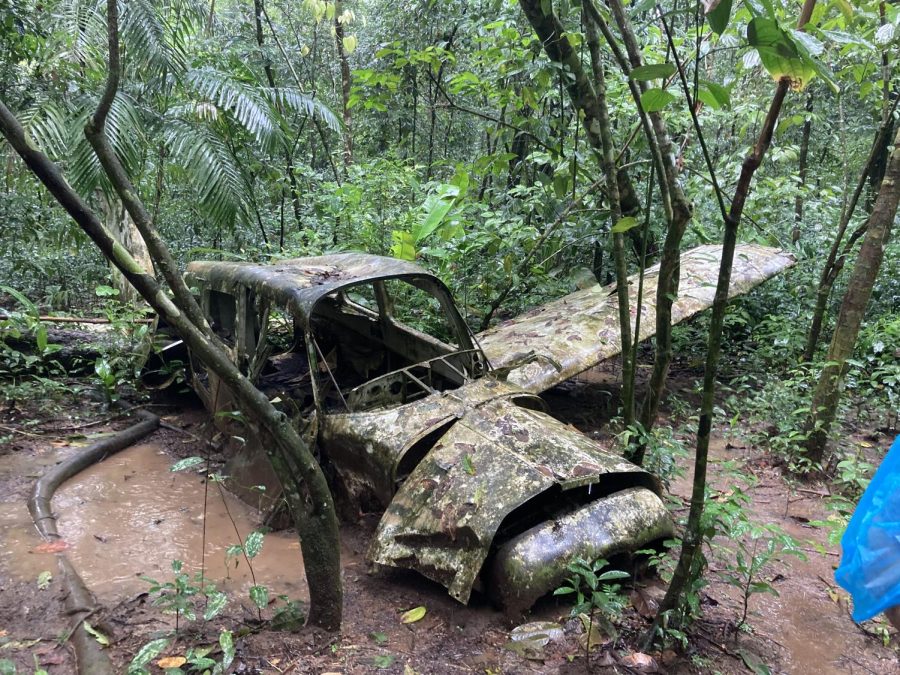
[{"left": 476, "top": 244, "right": 795, "bottom": 394}]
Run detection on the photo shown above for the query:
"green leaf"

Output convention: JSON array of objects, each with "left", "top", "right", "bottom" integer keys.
[
  {"left": 83, "top": 622, "right": 109, "bottom": 647},
  {"left": 170, "top": 456, "right": 204, "bottom": 472},
  {"left": 37, "top": 570, "right": 52, "bottom": 590},
  {"left": 203, "top": 591, "right": 228, "bottom": 620},
  {"left": 94, "top": 284, "right": 119, "bottom": 298},
  {"left": 369, "top": 632, "right": 388, "bottom": 645},
  {"left": 640, "top": 88, "right": 676, "bottom": 112},
  {"left": 219, "top": 630, "right": 235, "bottom": 670},
  {"left": 244, "top": 530, "right": 265, "bottom": 559},
  {"left": 748, "top": 18, "right": 815, "bottom": 89},
  {"left": 462, "top": 454, "right": 476, "bottom": 475},
  {"left": 629, "top": 63, "right": 676, "bottom": 81},
  {"left": 706, "top": 0, "right": 733, "bottom": 34},
  {"left": 0, "top": 659, "right": 15, "bottom": 675},
  {"left": 249, "top": 585, "right": 269, "bottom": 609},
  {"left": 129, "top": 638, "right": 171, "bottom": 672},
  {"left": 416, "top": 194, "right": 456, "bottom": 243},
  {"left": 390, "top": 230, "right": 417, "bottom": 261},
  {"left": 699, "top": 80, "right": 731, "bottom": 109},
  {"left": 612, "top": 216, "right": 639, "bottom": 233},
  {"left": 400, "top": 606, "right": 427, "bottom": 624}
]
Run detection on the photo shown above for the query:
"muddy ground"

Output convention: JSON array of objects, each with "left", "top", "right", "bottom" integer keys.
[{"left": 1, "top": 370, "right": 898, "bottom": 674}]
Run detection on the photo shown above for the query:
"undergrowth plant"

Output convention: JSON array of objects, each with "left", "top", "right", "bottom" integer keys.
[{"left": 554, "top": 557, "right": 629, "bottom": 660}]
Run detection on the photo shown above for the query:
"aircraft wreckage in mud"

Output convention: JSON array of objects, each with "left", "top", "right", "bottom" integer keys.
[{"left": 177, "top": 244, "right": 793, "bottom": 613}]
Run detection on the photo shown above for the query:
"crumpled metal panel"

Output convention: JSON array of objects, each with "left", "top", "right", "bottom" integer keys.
[
  {"left": 489, "top": 487, "right": 675, "bottom": 614},
  {"left": 367, "top": 397, "right": 661, "bottom": 603},
  {"left": 320, "top": 378, "right": 542, "bottom": 505},
  {"left": 186, "top": 253, "right": 434, "bottom": 327},
  {"left": 477, "top": 244, "right": 795, "bottom": 393}
]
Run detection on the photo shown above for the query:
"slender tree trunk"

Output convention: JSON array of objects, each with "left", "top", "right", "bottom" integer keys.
[
  {"left": 584, "top": 8, "right": 634, "bottom": 427},
  {"left": 650, "top": 0, "right": 817, "bottom": 638},
  {"left": 333, "top": 0, "right": 353, "bottom": 172},
  {"left": 793, "top": 90, "right": 813, "bottom": 242},
  {"left": 803, "top": 127, "right": 900, "bottom": 463},
  {"left": 802, "top": 102, "right": 898, "bottom": 361}
]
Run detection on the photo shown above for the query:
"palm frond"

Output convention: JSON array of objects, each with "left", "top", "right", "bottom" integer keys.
[
  {"left": 163, "top": 118, "right": 246, "bottom": 229},
  {"left": 20, "top": 100, "right": 72, "bottom": 160},
  {"left": 269, "top": 87, "right": 342, "bottom": 132},
  {"left": 69, "top": 94, "right": 146, "bottom": 199},
  {"left": 57, "top": 0, "right": 107, "bottom": 70},
  {"left": 186, "top": 67, "right": 282, "bottom": 152},
  {"left": 122, "top": 0, "right": 188, "bottom": 76}
]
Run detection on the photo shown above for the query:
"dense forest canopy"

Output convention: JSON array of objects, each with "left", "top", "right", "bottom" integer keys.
[{"left": 1, "top": 0, "right": 899, "bottom": 666}]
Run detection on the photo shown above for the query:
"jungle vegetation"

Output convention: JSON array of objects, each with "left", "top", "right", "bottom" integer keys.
[{"left": 1, "top": 0, "right": 898, "bottom": 647}]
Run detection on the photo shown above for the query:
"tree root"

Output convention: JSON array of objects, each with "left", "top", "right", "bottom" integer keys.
[{"left": 27, "top": 402, "right": 159, "bottom": 675}]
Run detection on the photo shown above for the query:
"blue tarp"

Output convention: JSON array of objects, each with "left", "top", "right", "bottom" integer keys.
[{"left": 835, "top": 435, "right": 900, "bottom": 622}]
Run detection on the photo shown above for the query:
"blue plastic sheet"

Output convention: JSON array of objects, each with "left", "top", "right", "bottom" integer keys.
[{"left": 835, "top": 435, "right": 900, "bottom": 622}]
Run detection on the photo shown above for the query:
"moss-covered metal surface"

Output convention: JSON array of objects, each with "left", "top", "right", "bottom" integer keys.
[
  {"left": 489, "top": 487, "right": 674, "bottom": 614},
  {"left": 183, "top": 243, "right": 794, "bottom": 611},
  {"left": 477, "top": 244, "right": 795, "bottom": 392},
  {"left": 366, "top": 396, "right": 663, "bottom": 604}
]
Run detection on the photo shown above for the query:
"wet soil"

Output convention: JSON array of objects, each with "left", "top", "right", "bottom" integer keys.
[{"left": 1, "top": 374, "right": 898, "bottom": 674}]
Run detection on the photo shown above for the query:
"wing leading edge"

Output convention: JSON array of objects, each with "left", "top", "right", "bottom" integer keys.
[{"left": 476, "top": 244, "right": 795, "bottom": 394}]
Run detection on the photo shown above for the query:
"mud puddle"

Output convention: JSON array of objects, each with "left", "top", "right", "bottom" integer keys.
[{"left": 35, "top": 442, "right": 308, "bottom": 604}]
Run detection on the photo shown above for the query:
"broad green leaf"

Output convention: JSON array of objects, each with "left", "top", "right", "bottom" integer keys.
[
  {"left": 390, "top": 230, "right": 417, "bottom": 261},
  {"left": 612, "top": 216, "right": 639, "bottom": 233},
  {"left": 369, "top": 631, "right": 388, "bottom": 645},
  {"left": 698, "top": 80, "right": 731, "bottom": 109},
  {"left": 875, "top": 24, "right": 895, "bottom": 45},
  {"left": 640, "top": 88, "right": 676, "bottom": 112},
  {"left": 748, "top": 18, "right": 815, "bottom": 90},
  {"left": 416, "top": 196, "right": 455, "bottom": 243},
  {"left": 204, "top": 591, "right": 228, "bottom": 620},
  {"left": 2, "top": 285, "right": 37, "bottom": 314},
  {"left": 94, "top": 284, "right": 120, "bottom": 297},
  {"left": 170, "top": 456, "right": 204, "bottom": 472},
  {"left": 629, "top": 63, "right": 676, "bottom": 81},
  {"left": 706, "top": 0, "right": 733, "bottom": 34},
  {"left": 834, "top": 0, "right": 853, "bottom": 22},
  {"left": 244, "top": 530, "right": 264, "bottom": 559},
  {"left": 400, "top": 606, "right": 426, "bottom": 623},
  {"left": 0, "top": 660, "right": 15, "bottom": 675},
  {"left": 129, "top": 638, "right": 171, "bottom": 672},
  {"left": 249, "top": 585, "right": 269, "bottom": 609}
]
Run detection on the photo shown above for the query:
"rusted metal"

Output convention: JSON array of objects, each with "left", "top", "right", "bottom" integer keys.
[
  {"left": 179, "top": 244, "right": 795, "bottom": 611},
  {"left": 478, "top": 244, "right": 796, "bottom": 392},
  {"left": 488, "top": 487, "right": 674, "bottom": 615}
]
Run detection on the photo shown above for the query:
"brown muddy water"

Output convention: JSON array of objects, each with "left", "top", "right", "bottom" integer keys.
[{"left": 2, "top": 442, "right": 308, "bottom": 605}]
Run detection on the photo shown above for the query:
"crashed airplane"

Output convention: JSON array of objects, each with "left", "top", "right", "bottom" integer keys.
[{"left": 177, "top": 244, "right": 794, "bottom": 613}]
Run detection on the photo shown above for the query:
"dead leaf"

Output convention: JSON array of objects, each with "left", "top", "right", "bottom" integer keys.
[
  {"left": 620, "top": 652, "right": 658, "bottom": 672},
  {"left": 400, "top": 606, "right": 426, "bottom": 624},
  {"left": 32, "top": 540, "right": 68, "bottom": 554},
  {"left": 157, "top": 656, "right": 187, "bottom": 668},
  {"left": 630, "top": 589, "right": 657, "bottom": 618}
]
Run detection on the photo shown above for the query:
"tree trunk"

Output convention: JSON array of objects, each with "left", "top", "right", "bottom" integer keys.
[
  {"left": 649, "top": 0, "right": 818, "bottom": 639},
  {"left": 802, "top": 106, "right": 897, "bottom": 362},
  {"left": 803, "top": 127, "right": 900, "bottom": 463},
  {"left": 793, "top": 90, "right": 813, "bottom": 242},
  {"left": 333, "top": 0, "right": 353, "bottom": 171},
  {"left": 99, "top": 191, "right": 154, "bottom": 303},
  {"left": 584, "top": 7, "right": 634, "bottom": 427}
]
